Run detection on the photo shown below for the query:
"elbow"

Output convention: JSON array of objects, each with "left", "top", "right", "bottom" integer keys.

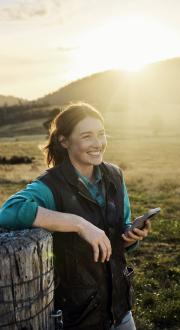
[
  {"left": 0, "top": 202, "right": 38, "bottom": 230},
  {"left": 0, "top": 208, "right": 18, "bottom": 229}
]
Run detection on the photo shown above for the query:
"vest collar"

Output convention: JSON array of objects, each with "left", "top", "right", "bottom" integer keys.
[
  {"left": 75, "top": 166, "right": 102, "bottom": 186},
  {"left": 57, "top": 155, "right": 118, "bottom": 193}
]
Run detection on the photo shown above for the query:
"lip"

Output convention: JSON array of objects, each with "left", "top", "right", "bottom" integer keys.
[{"left": 87, "top": 151, "right": 101, "bottom": 156}]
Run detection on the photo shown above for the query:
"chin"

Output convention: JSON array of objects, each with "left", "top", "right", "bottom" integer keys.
[{"left": 90, "top": 157, "right": 103, "bottom": 165}]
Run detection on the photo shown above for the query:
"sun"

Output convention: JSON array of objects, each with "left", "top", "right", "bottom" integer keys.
[
  {"left": 74, "top": 15, "right": 177, "bottom": 75},
  {"left": 98, "top": 17, "right": 151, "bottom": 71}
]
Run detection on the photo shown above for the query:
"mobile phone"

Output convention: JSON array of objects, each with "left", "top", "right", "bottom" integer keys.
[{"left": 127, "top": 207, "right": 161, "bottom": 231}]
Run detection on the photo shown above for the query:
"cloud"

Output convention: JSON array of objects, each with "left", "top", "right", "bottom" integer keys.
[{"left": 0, "top": 0, "right": 62, "bottom": 21}]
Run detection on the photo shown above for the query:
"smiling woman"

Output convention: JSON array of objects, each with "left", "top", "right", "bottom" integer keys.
[{"left": 0, "top": 101, "right": 151, "bottom": 330}]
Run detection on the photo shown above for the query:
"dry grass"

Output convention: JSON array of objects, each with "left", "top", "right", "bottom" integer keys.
[
  {"left": 0, "top": 132, "right": 180, "bottom": 329},
  {"left": 0, "top": 131, "right": 180, "bottom": 204}
]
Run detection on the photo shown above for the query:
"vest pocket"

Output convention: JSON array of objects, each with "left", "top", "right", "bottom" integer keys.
[{"left": 58, "top": 286, "right": 101, "bottom": 328}]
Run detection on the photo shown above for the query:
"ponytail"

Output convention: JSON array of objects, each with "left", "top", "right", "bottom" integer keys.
[{"left": 44, "top": 131, "right": 67, "bottom": 167}]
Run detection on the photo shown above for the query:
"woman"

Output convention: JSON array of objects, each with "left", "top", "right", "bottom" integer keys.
[{"left": 0, "top": 102, "right": 150, "bottom": 330}]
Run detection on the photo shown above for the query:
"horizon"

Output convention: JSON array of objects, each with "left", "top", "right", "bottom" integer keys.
[
  {"left": 1, "top": 0, "right": 180, "bottom": 100},
  {"left": 0, "top": 56, "right": 180, "bottom": 102}
]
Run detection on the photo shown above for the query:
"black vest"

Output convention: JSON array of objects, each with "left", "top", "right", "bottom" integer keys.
[{"left": 38, "top": 157, "right": 133, "bottom": 330}]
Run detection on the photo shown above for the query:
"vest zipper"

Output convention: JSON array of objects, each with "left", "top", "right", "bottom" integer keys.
[
  {"left": 79, "top": 186, "right": 116, "bottom": 324},
  {"left": 104, "top": 188, "right": 116, "bottom": 325}
]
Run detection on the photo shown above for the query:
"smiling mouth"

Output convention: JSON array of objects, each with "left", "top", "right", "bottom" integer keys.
[{"left": 87, "top": 151, "right": 101, "bottom": 156}]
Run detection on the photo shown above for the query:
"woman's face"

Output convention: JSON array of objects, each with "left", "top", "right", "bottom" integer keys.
[{"left": 60, "top": 116, "right": 107, "bottom": 171}]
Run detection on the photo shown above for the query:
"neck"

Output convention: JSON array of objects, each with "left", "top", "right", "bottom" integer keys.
[{"left": 69, "top": 158, "right": 94, "bottom": 181}]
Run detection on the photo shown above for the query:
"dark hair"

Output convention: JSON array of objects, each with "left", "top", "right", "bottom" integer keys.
[{"left": 43, "top": 102, "right": 104, "bottom": 167}]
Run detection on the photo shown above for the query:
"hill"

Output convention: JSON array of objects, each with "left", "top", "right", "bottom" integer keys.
[
  {"left": 0, "top": 57, "right": 180, "bottom": 136},
  {"left": 39, "top": 57, "right": 180, "bottom": 109}
]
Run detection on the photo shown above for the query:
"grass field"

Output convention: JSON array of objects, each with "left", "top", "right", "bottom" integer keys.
[{"left": 0, "top": 131, "right": 180, "bottom": 330}]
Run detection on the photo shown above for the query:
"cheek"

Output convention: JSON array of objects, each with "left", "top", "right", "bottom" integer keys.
[
  {"left": 102, "top": 137, "right": 107, "bottom": 149},
  {"left": 81, "top": 138, "right": 96, "bottom": 148},
  {"left": 71, "top": 141, "right": 89, "bottom": 153}
]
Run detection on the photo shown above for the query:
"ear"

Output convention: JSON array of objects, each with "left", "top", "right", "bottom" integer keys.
[{"left": 58, "top": 135, "right": 69, "bottom": 149}]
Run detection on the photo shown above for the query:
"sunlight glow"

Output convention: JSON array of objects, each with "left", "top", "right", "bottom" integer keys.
[{"left": 74, "top": 15, "right": 179, "bottom": 74}]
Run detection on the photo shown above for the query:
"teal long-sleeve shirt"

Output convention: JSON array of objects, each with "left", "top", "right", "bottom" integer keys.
[
  {"left": 0, "top": 175, "right": 139, "bottom": 252},
  {"left": 0, "top": 178, "right": 131, "bottom": 230}
]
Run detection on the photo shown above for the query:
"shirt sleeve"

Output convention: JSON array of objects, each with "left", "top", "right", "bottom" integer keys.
[
  {"left": 123, "top": 176, "right": 131, "bottom": 229},
  {"left": 0, "top": 180, "right": 56, "bottom": 229}
]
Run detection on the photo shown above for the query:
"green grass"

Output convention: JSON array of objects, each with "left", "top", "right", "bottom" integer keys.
[
  {"left": 0, "top": 133, "right": 180, "bottom": 329},
  {"left": 126, "top": 183, "right": 180, "bottom": 330}
]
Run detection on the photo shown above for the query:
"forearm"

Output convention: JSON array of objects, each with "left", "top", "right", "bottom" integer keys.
[{"left": 33, "top": 206, "right": 82, "bottom": 233}]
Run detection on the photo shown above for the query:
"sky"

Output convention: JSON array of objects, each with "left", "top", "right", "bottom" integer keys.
[{"left": 0, "top": 0, "right": 180, "bottom": 100}]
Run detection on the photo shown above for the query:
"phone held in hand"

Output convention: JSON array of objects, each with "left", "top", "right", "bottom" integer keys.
[{"left": 126, "top": 207, "right": 161, "bottom": 232}]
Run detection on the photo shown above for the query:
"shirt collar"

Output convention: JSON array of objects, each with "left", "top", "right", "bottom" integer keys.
[{"left": 75, "top": 166, "right": 102, "bottom": 186}]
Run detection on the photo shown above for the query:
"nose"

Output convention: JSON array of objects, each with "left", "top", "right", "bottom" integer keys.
[{"left": 92, "top": 137, "right": 102, "bottom": 148}]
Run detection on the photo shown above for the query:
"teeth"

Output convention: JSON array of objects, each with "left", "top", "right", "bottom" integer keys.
[{"left": 88, "top": 152, "right": 100, "bottom": 156}]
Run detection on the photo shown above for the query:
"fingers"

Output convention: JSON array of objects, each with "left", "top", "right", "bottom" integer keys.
[
  {"left": 122, "top": 230, "right": 143, "bottom": 242},
  {"left": 134, "top": 220, "right": 151, "bottom": 237},
  {"left": 99, "top": 241, "right": 108, "bottom": 262},
  {"left": 92, "top": 232, "right": 112, "bottom": 263},
  {"left": 122, "top": 233, "right": 139, "bottom": 243},
  {"left": 122, "top": 219, "right": 152, "bottom": 243},
  {"left": 78, "top": 219, "right": 112, "bottom": 263},
  {"left": 129, "top": 230, "right": 144, "bottom": 240},
  {"left": 92, "top": 243, "right": 100, "bottom": 263},
  {"left": 144, "top": 220, "right": 152, "bottom": 232},
  {"left": 104, "top": 235, "right": 112, "bottom": 261},
  {"left": 133, "top": 228, "right": 148, "bottom": 238}
]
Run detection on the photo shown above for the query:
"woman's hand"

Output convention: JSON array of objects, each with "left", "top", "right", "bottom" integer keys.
[
  {"left": 122, "top": 220, "right": 151, "bottom": 248},
  {"left": 77, "top": 218, "right": 112, "bottom": 263},
  {"left": 34, "top": 208, "right": 111, "bottom": 262}
]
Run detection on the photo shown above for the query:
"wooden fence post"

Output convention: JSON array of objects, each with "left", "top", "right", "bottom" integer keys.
[{"left": 0, "top": 228, "right": 55, "bottom": 329}]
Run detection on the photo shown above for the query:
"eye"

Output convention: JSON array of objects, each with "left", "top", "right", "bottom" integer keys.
[
  {"left": 82, "top": 134, "right": 91, "bottom": 139},
  {"left": 98, "top": 132, "right": 106, "bottom": 137}
]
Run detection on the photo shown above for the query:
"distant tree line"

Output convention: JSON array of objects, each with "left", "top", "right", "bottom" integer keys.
[{"left": 0, "top": 101, "right": 50, "bottom": 126}]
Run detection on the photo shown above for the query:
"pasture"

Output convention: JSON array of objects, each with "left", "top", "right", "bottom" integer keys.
[{"left": 0, "top": 129, "right": 179, "bottom": 330}]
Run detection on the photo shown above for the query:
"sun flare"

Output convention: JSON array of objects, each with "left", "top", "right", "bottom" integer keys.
[{"left": 74, "top": 15, "right": 178, "bottom": 75}]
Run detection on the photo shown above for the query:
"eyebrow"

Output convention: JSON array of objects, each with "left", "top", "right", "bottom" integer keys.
[{"left": 80, "top": 129, "right": 105, "bottom": 136}]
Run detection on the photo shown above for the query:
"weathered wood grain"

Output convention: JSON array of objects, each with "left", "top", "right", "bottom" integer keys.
[{"left": 0, "top": 228, "right": 55, "bottom": 329}]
